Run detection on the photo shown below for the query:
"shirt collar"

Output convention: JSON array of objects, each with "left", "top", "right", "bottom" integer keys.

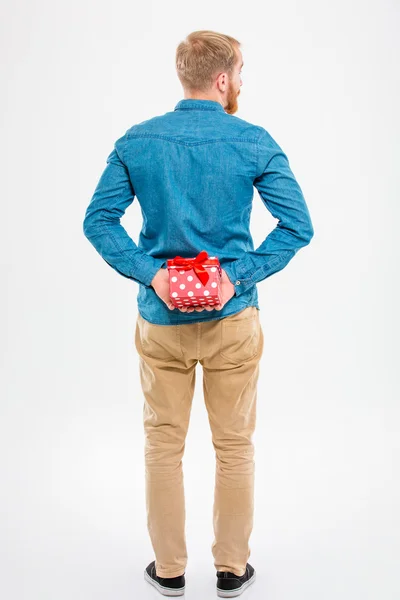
[{"left": 174, "top": 99, "right": 225, "bottom": 112}]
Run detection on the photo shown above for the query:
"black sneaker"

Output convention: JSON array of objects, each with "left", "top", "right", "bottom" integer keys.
[
  {"left": 216, "top": 563, "right": 256, "bottom": 597},
  {"left": 144, "top": 560, "right": 185, "bottom": 596}
]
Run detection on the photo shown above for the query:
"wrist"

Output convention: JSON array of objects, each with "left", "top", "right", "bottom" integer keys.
[{"left": 151, "top": 267, "right": 163, "bottom": 287}]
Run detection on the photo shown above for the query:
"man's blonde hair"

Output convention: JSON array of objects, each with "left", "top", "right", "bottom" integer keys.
[{"left": 176, "top": 30, "right": 241, "bottom": 93}]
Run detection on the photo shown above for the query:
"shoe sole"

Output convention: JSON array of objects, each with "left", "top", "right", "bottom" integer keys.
[
  {"left": 143, "top": 568, "right": 185, "bottom": 596},
  {"left": 216, "top": 571, "right": 256, "bottom": 597}
]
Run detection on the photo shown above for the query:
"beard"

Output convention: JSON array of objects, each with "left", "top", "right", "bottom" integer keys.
[{"left": 224, "top": 81, "right": 241, "bottom": 115}]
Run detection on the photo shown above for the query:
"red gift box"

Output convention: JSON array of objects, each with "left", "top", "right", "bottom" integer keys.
[{"left": 167, "top": 250, "right": 222, "bottom": 308}]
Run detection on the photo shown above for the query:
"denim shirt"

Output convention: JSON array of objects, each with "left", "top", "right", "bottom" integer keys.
[{"left": 83, "top": 98, "right": 314, "bottom": 325}]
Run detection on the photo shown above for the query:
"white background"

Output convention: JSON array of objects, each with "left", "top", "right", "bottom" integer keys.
[{"left": 1, "top": 1, "right": 399, "bottom": 598}]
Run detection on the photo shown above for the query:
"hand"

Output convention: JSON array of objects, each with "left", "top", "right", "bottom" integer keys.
[
  {"left": 151, "top": 267, "right": 236, "bottom": 313},
  {"left": 213, "top": 268, "right": 236, "bottom": 310}
]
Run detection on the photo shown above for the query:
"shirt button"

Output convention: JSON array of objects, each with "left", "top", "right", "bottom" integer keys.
[{"left": 235, "top": 280, "right": 241, "bottom": 285}]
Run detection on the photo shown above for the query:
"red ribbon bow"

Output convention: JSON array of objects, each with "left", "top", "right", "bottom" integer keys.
[{"left": 173, "top": 250, "right": 210, "bottom": 286}]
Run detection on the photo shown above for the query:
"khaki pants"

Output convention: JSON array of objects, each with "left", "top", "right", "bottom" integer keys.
[{"left": 134, "top": 306, "right": 264, "bottom": 578}]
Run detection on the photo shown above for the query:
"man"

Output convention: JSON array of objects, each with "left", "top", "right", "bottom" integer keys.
[{"left": 83, "top": 30, "right": 314, "bottom": 598}]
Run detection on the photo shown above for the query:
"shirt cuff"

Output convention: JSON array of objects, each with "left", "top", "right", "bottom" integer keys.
[
  {"left": 223, "top": 260, "right": 255, "bottom": 297},
  {"left": 136, "top": 256, "right": 167, "bottom": 288}
]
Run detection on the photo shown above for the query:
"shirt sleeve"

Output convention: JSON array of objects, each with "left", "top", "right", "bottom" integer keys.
[
  {"left": 83, "top": 134, "right": 166, "bottom": 287},
  {"left": 223, "top": 127, "right": 314, "bottom": 296}
]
